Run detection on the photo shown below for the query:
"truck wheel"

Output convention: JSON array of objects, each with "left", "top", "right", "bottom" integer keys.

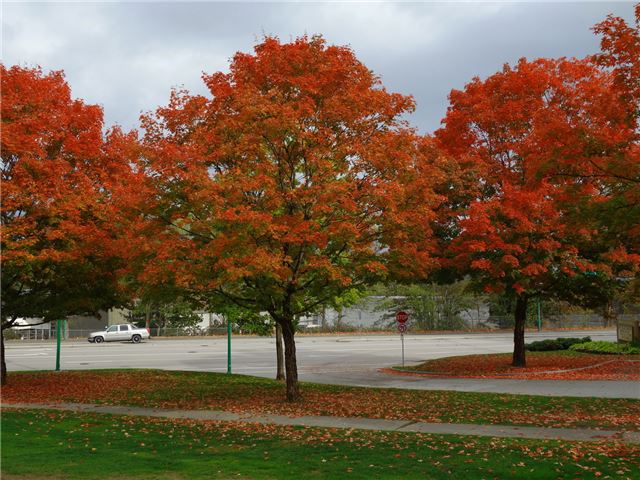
[
  {"left": 94, "top": 336, "right": 104, "bottom": 344},
  {"left": 132, "top": 334, "right": 141, "bottom": 344}
]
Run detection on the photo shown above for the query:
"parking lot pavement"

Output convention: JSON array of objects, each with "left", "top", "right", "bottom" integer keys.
[{"left": 7, "top": 329, "right": 635, "bottom": 399}]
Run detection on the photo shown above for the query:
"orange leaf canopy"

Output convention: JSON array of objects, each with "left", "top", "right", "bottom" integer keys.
[
  {"left": 436, "top": 57, "right": 636, "bottom": 296},
  {"left": 1, "top": 65, "right": 128, "bottom": 320},
  {"left": 132, "top": 36, "right": 442, "bottom": 314}
]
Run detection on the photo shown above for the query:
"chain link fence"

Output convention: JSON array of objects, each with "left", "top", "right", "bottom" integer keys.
[
  {"left": 5, "top": 326, "right": 233, "bottom": 341},
  {"left": 6, "top": 313, "right": 632, "bottom": 341}
]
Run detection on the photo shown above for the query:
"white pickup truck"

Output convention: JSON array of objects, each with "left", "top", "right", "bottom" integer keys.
[{"left": 88, "top": 324, "right": 150, "bottom": 344}]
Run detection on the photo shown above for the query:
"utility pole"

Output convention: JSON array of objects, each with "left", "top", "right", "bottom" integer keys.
[
  {"left": 537, "top": 300, "right": 542, "bottom": 332},
  {"left": 227, "top": 317, "right": 232, "bottom": 374},
  {"left": 55, "top": 320, "right": 61, "bottom": 371}
]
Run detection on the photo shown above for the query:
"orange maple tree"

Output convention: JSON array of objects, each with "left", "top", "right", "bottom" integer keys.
[
  {"left": 436, "top": 56, "right": 637, "bottom": 367},
  {"left": 127, "top": 36, "right": 442, "bottom": 400},
  {"left": 594, "top": 4, "right": 640, "bottom": 112},
  {"left": 588, "top": 5, "right": 640, "bottom": 250},
  {"left": 539, "top": 6, "right": 640, "bottom": 318},
  {"left": 0, "top": 65, "right": 128, "bottom": 384}
]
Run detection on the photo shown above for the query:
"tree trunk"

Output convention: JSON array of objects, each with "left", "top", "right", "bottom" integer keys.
[
  {"left": 275, "top": 323, "right": 285, "bottom": 381},
  {"left": 1, "top": 325, "right": 7, "bottom": 386},
  {"left": 512, "top": 295, "right": 528, "bottom": 367},
  {"left": 280, "top": 317, "right": 300, "bottom": 402}
]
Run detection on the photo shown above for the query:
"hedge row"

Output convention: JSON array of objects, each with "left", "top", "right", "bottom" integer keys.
[
  {"left": 525, "top": 337, "right": 591, "bottom": 352},
  {"left": 569, "top": 341, "right": 640, "bottom": 355}
]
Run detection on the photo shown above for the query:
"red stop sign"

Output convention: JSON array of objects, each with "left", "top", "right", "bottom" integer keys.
[{"left": 396, "top": 311, "right": 409, "bottom": 324}]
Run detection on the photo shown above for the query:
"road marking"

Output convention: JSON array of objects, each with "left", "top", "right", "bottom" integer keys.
[{"left": 5, "top": 353, "right": 49, "bottom": 357}]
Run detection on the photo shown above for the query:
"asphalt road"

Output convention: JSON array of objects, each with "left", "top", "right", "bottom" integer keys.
[{"left": 8, "top": 329, "right": 638, "bottom": 399}]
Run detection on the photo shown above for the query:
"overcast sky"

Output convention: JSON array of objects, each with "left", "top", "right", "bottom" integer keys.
[{"left": 2, "top": 1, "right": 636, "bottom": 134}]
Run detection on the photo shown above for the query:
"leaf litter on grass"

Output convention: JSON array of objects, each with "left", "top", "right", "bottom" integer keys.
[{"left": 3, "top": 370, "right": 639, "bottom": 431}]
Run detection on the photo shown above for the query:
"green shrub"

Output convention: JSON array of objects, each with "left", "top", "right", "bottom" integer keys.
[
  {"left": 525, "top": 336, "right": 591, "bottom": 351},
  {"left": 568, "top": 341, "right": 640, "bottom": 355},
  {"left": 525, "top": 339, "right": 561, "bottom": 351}
]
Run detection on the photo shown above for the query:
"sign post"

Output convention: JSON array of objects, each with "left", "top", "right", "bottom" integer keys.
[{"left": 396, "top": 311, "right": 409, "bottom": 368}]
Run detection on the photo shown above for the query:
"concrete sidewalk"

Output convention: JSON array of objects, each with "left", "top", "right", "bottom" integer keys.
[{"left": 4, "top": 402, "right": 639, "bottom": 445}]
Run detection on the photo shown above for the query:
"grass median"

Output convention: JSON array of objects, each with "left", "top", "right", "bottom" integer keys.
[
  {"left": 3, "top": 408, "right": 639, "bottom": 480},
  {"left": 3, "top": 369, "right": 639, "bottom": 431}
]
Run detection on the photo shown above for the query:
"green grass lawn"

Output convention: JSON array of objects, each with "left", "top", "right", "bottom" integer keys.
[
  {"left": 3, "top": 409, "right": 639, "bottom": 480},
  {"left": 3, "top": 369, "right": 639, "bottom": 431}
]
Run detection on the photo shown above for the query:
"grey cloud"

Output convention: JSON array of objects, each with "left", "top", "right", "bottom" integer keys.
[{"left": 2, "top": 2, "right": 635, "bottom": 134}]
